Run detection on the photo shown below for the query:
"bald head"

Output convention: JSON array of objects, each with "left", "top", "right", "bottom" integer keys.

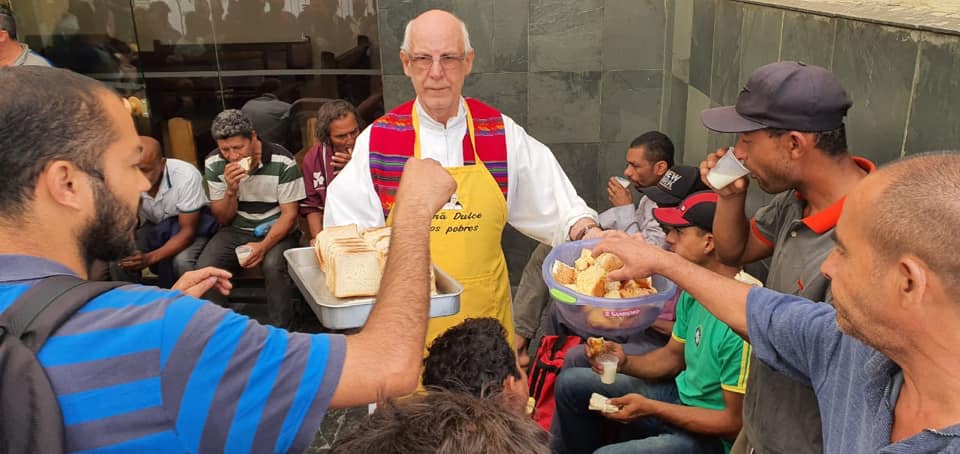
[
  {"left": 139, "top": 136, "right": 162, "bottom": 164},
  {"left": 866, "top": 152, "right": 960, "bottom": 291},
  {"left": 138, "top": 136, "right": 165, "bottom": 189},
  {"left": 401, "top": 9, "right": 472, "bottom": 54}
]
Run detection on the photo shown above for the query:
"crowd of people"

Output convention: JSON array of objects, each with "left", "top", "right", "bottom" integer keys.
[{"left": 1, "top": 6, "right": 959, "bottom": 454}]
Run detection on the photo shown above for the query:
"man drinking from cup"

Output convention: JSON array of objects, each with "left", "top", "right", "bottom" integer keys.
[{"left": 698, "top": 61, "right": 874, "bottom": 454}]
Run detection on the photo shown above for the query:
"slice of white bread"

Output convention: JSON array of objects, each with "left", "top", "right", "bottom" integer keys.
[
  {"left": 322, "top": 240, "right": 367, "bottom": 291},
  {"left": 588, "top": 393, "right": 619, "bottom": 413},
  {"left": 361, "top": 226, "right": 391, "bottom": 241},
  {"left": 314, "top": 224, "right": 361, "bottom": 266},
  {"left": 316, "top": 224, "right": 438, "bottom": 298},
  {"left": 327, "top": 246, "right": 382, "bottom": 298},
  {"left": 320, "top": 239, "right": 370, "bottom": 272},
  {"left": 238, "top": 156, "right": 253, "bottom": 173}
]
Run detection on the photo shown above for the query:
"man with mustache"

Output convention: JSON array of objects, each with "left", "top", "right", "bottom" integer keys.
[{"left": 0, "top": 66, "right": 456, "bottom": 454}]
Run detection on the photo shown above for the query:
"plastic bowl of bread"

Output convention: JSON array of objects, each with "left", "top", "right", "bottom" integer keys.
[{"left": 541, "top": 239, "right": 677, "bottom": 337}]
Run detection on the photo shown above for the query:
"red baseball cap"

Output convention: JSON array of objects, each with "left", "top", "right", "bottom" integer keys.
[{"left": 653, "top": 191, "right": 718, "bottom": 232}]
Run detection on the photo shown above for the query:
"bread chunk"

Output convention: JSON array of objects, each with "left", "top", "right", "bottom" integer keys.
[
  {"left": 588, "top": 393, "right": 619, "bottom": 413},
  {"left": 574, "top": 249, "right": 595, "bottom": 271},
  {"left": 595, "top": 253, "right": 624, "bottom": 273},
  {"left": 575, "top": 265, "right": 607, "bottom": 297},
  {"left": 551, "top": 261, "right": 577, "bottom": 285}
]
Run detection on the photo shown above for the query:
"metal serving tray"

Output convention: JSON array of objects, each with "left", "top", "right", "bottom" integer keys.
[{"left": 284, "top": 247, "right": 463, "bottom": 330}]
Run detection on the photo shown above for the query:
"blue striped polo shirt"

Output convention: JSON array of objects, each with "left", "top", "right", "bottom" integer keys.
[{"left": 0, "top": 255, "right": 346, "bottom": 453}]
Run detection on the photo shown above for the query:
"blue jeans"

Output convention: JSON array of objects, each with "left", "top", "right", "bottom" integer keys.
[{"left": 550, "top": 368, "right": 726, "bottom": 454}]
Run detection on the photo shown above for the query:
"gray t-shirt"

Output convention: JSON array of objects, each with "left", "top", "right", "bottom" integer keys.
[
  {"left": 742, "top": 157, "right": 874, "bottom": 453},
  {"left": 747, "top": 287, "right": 960, "bottom": 453},
  {"left": 597, "top": 195, "right": 666, "bottom": 247},
  {"left": 11, "top": 43, "right": 52, "bottom": 67},
  {"left": 742, "top": 188, "right": 839, "bottom": 453},
  {"left": 241, "top": 94, "right": 291, "bottom": 146}
]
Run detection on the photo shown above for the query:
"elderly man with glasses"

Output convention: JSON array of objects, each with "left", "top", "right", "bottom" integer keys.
[{"left": 325, "top": 9, "right": 598, "bottom": 348}]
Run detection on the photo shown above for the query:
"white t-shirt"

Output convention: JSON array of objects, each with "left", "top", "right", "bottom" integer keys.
[{"left": 140, "top": 158, "right": 209, "bottom": 225}]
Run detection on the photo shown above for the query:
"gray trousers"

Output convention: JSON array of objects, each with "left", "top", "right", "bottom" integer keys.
[
  {"left": 513, "top": 242, "right": 553, "bottom": 339},
  {"left": 195, "top": 225, "right": 300, "bottom": 328}
]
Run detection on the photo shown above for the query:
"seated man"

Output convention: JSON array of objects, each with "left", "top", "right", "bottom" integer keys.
[
  {"left": 423, "top": 317, "right": 529, "bottom": 415},
  {"left": 332, "top": 389, "right": 549, "bottom": 454},
  {"left": 552, "top": 191, "right": 757, "bottom": 453},
  {"left": 111, "top": 136, "right": 215, "bottom": 287},
  {"left": 197, "top": 109, "right": 305, "bottom": 328},
  {"left": 299, "top": 100, "right": 361, "bottom": 239}
]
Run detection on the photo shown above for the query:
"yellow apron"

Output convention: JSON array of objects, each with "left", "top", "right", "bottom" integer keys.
[{"left": 387, "top": 101, "right": 514, "bottom": 346}]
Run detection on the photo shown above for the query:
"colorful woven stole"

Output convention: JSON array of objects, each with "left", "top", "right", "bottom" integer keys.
[{"left": 368, "top": 98, "right": 509, "bottom": 218}]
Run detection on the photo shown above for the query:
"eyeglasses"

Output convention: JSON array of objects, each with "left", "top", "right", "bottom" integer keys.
[{"left": 406, "top": 53, "right": 467, "bottom": 71}]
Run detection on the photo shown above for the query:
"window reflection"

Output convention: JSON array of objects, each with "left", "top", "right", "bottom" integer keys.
[{"left": 7, "top": 0, "right": 383, "bottom": 166}]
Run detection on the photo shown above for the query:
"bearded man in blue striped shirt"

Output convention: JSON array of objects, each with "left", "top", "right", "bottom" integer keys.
[{"left": 0, "top": 66, "right": 457, "bottom": 453}]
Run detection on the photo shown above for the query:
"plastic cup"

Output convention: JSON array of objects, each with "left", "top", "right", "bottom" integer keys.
[
  {"left": 706, "top": 147, "right": 750, "bottom": 189},
  {"left": 235, "top": 245, "right": 253, "bottom": 265},
  {"left": 614, "top": 176, "right": 631, "bottom": 188},
  {"left": 598, "top": 353, "right": 619, "bottom": 384}
]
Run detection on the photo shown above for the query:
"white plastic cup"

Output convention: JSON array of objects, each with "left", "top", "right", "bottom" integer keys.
[
  {"left": 614, "top": 176, "right": 631, "bottom": 188},
  {"left": 706, "top": 147, "right": 750, "bottom": 189},
  {"left": 235, "top": 245, "right": 253, "bottom": 265},
  {"left": 598, "top": 353, "right": 619, "bottom": 385}
]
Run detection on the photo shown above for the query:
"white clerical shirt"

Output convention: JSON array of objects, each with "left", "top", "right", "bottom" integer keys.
[{"left": 324, "top": 99, "right": 597, "bottom": 246}]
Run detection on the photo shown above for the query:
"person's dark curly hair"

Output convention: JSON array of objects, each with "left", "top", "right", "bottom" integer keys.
[
  {"left": 331, "top": 389, "right": 550, "bottom": 454},
  {"left": 423, "top": 318, "right": 521, "bottom": 398}
]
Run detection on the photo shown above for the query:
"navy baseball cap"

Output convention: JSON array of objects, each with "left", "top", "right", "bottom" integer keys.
[
  {"left": 653, "top": 191, "right": 718, "bottom": 232},
  {"left": 700, "top": 61, "right": 852, "bottom": 133},
  {"left": 639, "top": 165, "right": 711, "bottom": 207}
]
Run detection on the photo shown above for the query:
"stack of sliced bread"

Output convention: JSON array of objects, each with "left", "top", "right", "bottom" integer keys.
[{"left": 314, "top": 224, "right": 436, "bottom": 298}]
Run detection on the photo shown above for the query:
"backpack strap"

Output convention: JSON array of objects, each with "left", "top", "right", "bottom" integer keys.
[
  {"left": 0, "top": 275, "right": 126, "bottom": 352},
  {"left": 0, "top": 275, "right": 126, "bottom": 454}
]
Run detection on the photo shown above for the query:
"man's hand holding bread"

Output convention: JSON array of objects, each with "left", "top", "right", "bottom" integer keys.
[
  {"left": 593, "top": 234, "right": 669, "bottom": 283},
  {"left": 223, "top": 161, "right": 247, "bottom": 196}
]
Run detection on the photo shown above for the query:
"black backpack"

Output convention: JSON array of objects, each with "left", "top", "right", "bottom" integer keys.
[{"left": 0, "top": 275, "right": 125, "bottom": 453}]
